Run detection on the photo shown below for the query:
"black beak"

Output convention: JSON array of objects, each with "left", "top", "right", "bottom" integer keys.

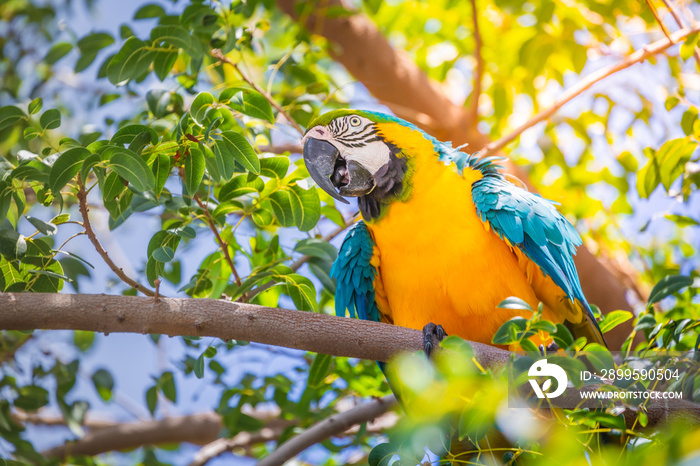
[{"left": 303, "top": 138, "right": 375, "bottom": 204}]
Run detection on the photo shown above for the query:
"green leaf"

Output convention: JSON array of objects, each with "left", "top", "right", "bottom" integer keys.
[
  {"left": 287, "top": 185, "right": 321, "bottom": 231},
  {"left": 44, "top": 42, "right": 73, "bottom": 64},
  {"left": 112, "top": 124, "right": 158, "bottom": 146},
  {"left": 150, "top": 25, "right": 193, "bottom": 55},
  {"left": 152, "top": 153, "right": 171, "bottom": 197},
  {"left": 15, "top": 385, "right": 49, "bottom": 411},
  {"left": 294, "top": 238, "right": 337, "bottom": 262},
  {"left": 492, "top": 317, "right": 528, "bottom": 345},
  {"left": 194, "top": 353, "right": 205, "bottom": 378},
  {"left": 52, "top": 213, "right": 71, "bottom": 225},
  {"left": 106, "top": 147, "right": 156, "bottom": 193},
  {"left": 146, "top": 385, "right": 158, "bottom": 415},
  {"left": 259, "top": 156, "right": 290, "bottom": 179},
  {"left": 599, "top": 310, "right": 633, "bottom": 334},
  {"left": 222, "top": 88, "right": 275, "bottom": 123},
  {"left": 49, "top": 147, "right": 90, "bottom": 192},
  {"left": 497, "top": 297, "right": 533, "bottom": 312},
  {"left": 648, "top": 275, "right": 694, "bottom": 305},
  {"left": 184, "top": 146, "right": 205, "bottom": 195},
  {"left": 680, "top": 33, "right": 699, "bottom": 61},
  {"left": 80, "top": 152, "right": 102, "bottom": 183},
  {"left": 152, "top": 246, "right": 175, "bottom": 263},
  {"left": 26, "top": 216, "right": 58, "bottom": 236},
  {"left": 91, "top": 369, "right": 115, "bottom": 402},
  {"left": 368, "top": 443, "right": 396, "bottom": 466},
  {"left": 107, "top": 37, "right": 154, "bottom": 84},
  {"left": 307, "top": 353, "right": 333, "bottom": 388},
  {"left": 276, "top": 273, "right": 318, "bottom": 312},
  {"left": 74, "top": 330, "right": 96, "bottom": 352},
  {"left": 665, "top": 214, "right": 699, "bottom": 227},
  {"left": 159, "top": 371, "right": 177, "bottom": 403},
  {"left": 217, "top": 131, "right": 260, "bottom": 175},
  {"left": 76, "top": 32, "right": 115, "bottom": 72},
  {"left": 681, "top": 108, "right": 698, "bottom": 136},
  {"left": 28, "top": 98, "right": 43, "bottom": 115},
  {"left": 634, "top": 313, "right": 656, "bottom": 331},
  {"left": 134, "top": 3, "right": 166, "bottom": 19},
  {"left": 0, "top": 105, "right": 26, "bottom": 131},
  {"left": 218, "top": 175, "right": 264, "bottom": 201},
  {"left": 168, "top": 226, "right": 196, "bottom": 239},
  {"left": 190, "top": 92, "right": 215, "bottom": 126}
]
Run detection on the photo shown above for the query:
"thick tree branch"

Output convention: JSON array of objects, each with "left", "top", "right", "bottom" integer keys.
[
  {"left": 258, "top": 395, "right": 396, "bottom": 466},
  {"left": 478, "top": 23, "right": 700, "bottom": 158},
  {"left": 2, "top": 292, "right": 699, "bottom": 437},
  {"left": 77, "top": 184, "right": 155, "bottom": 297},
  {"left": 211, "top": 49, "right": 305, "bottom": 135},
  {"left": 276, "top": 0, "right": 488, "bottom": 148},
  {"left": 41, "top": 412, "right": 223, "bottom": 458}
]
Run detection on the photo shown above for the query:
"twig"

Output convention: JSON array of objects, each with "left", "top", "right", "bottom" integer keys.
[
  {"left": 211, "top": 49, "right": 305, "bottom": 135},
  {"left": 193, "top": 194, "right": 243, "bottom": 289},
  {"left": 77, "top": 183, "right": 155, "bottom": 297},
  {"left": 189, "top": 405, "right": 397, "bottom": 466},
  {"left": 479, "top": 23, "right": 700, "bottom": 158},
  {"left": 467, "top": 0, "right": 484, "bottom": 122},
  {"left": 258, "top": 143, "right": 303, "bottom": 154},
  {"left": 661, "top": 0, "right": 700, "bottom": 67},
  {"left": 242, "top": 215, "right": 358, "bottom": 301},
  {"left": 645, "top": 0, "right": 673, "bottom": 41},
  {"left": 189, "top": 423, "right": 288, "bottom": 466},
  {"left": 258, "top": 396, "right": 397, "bottom": 466}
]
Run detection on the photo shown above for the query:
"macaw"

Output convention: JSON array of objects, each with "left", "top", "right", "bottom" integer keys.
[{"left": 301, "top": 109, "right": 606, "bottom": 351}]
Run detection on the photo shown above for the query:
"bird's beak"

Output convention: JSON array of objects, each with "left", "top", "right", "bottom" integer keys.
[{"left": 302, "top": 138, "right": 374, "bottom": 203}]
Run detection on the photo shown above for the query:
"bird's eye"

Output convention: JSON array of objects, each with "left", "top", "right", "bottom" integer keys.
[{"left": 349, "top": 116, "right": 361, "bottom": 127}]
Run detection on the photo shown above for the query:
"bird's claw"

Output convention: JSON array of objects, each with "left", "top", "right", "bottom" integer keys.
[
  {"left": 423, "top": 322, "right": 447, "bottom": 358},
  {"left": 538, "top": 341, "right": 560, "bottom": 355}
]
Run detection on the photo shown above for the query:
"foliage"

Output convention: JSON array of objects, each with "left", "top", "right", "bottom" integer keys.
[{"left": 1, "top": 0, "right": 700, "bottom": 464}]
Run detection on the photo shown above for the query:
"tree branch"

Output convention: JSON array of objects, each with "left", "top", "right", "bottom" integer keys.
[
  {"left": 41, "top": 412, "right": 223, "bottom": 458},
  {"left": 478, "top": 23, "right": 700, "bottom": 158},
  {"left": 467, "top": 0, "right": 484, "bottom": 122},
  {"left": 645, "top": 0, "right": 673, "bottom": 41},
  {"left": 77, "top": 183, "right": 155, "bottom": 297},
  {"left": 2, "top": 292, "right": 699, "bottom": 436},
  {"left": 258, "top": 395, "right": 396, "bottom": 466},
  {"left": 661, "top": 0, "right": 700, "bottom": 67},
  {"left": 211, "top": 49, "right": 305, "bottom": 135}
]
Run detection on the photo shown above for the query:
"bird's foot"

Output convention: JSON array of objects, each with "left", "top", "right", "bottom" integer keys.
[
  {"left": 423, "top": 322, "right": 447, "bottom": 358},
  {"left": 538, "top": 341, "right": 560, "bottom": 355}
]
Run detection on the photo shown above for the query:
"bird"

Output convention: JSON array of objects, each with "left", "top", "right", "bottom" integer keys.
[{"left": 301, "top": 109, "right": 606, "bottom": 352}]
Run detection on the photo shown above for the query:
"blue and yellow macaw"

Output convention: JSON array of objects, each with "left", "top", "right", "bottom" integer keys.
[{"left": 302, "top": 110, "right": 606, "bottom": 351}]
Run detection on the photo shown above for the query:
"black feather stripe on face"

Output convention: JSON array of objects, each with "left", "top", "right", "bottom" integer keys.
[{"left": 358, "top": 142, "right": 407, "bottom": 221}]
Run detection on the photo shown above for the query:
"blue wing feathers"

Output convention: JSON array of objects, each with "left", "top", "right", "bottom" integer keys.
[
  {"left": 470, "top": 171, "right": 600, "bottom": 337},
  {"left": 330, "top": 221, "right": 381, "bottom": 323}
]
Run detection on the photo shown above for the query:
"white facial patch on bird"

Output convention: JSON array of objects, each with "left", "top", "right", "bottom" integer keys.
[{"left": 302, "top": 115, "right": 391, "bottom": 176}]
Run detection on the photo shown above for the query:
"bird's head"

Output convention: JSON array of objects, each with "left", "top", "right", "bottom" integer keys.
[{"left": 302, "top": 110, "right": 415, "bottom": 218}]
